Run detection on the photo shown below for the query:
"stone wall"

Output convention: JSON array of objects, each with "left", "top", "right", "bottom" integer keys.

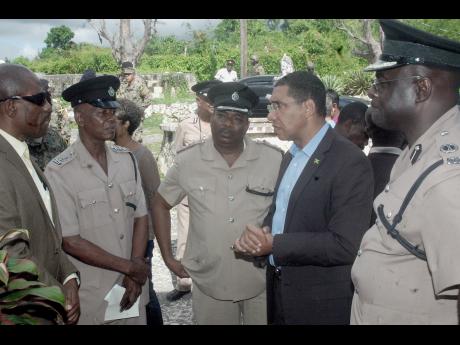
[{"left": 36, "top": 72, "right": 197, "bottom": 99}]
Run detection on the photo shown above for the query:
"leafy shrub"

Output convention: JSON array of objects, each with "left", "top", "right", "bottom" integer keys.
[
  {"left": 343, "top": 70, "right": 373, "bottom": 96},
  {"left": 0, "top": 230, "right": 66, "bottom": 325},
  {"left": 319, "top": 74, "right": 345, "bottom": 94}
]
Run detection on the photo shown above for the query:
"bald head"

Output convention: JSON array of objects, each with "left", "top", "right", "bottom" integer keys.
[{"left": 0, "top": 64, "right": 40, "bottom": 100}]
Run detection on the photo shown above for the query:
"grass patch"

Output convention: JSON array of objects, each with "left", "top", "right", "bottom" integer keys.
[{"left": 143, "top": 113, "right": 164, "bottom": 137}]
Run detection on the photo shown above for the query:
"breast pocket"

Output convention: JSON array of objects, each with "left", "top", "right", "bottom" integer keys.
[
  {"left": 246, "top": 176, "right": 275, "bottom": 211},
  {"left": 120, "top": 180, "right": 138, "bottom": 217},
  {"left": 187, "top": 177, "right": 216, "bottom": 211},
  {"left": 78, "top": 188, "right": 111, "bottom": 229}
]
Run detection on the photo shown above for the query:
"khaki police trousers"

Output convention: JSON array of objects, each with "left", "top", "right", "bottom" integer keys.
[
  {"left": 192, "top": 284, "right": 267, "bottom": 325},
  {"left": 176, "top": 201, "right": 192, "bottom": 291}
]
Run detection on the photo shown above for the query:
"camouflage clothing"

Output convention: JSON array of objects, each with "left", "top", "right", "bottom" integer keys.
[
  {"left": 118, "top": 75, "right": 152, "bottom": 143},
  {"left": 26, "top": 126, "right": 68, "bottom": 171},
  {"left": 249, "top": 63, "right": 265, "bottom": 76},
  {"left": 50, "top": 98, "right": 71, "bottom": 145}
]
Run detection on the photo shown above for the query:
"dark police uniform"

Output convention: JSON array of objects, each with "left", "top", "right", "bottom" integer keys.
[
  {"left": 45, "top": 71, "right": 148, "bottom": 325},
  {"left": 351, "top": 19, "right": 460, "bottom": 324}
]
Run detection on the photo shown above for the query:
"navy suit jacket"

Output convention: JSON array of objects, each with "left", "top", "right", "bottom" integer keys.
[{"left": 264, "top": 127, "right": 374, "bottom": 324}]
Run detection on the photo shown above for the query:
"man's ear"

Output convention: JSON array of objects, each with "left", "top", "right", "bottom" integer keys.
[
  {"left": 303, "top": 99, "right": 316, "bottom": 118},
  {"left": 415, "top": 77, "right": 432, "bottom": 103},
  {"left": 3, "top": 99, "right": 17, "bottom": 119},
  {"left": 74, "top": 110, "right": 84, "bottom": 127}
]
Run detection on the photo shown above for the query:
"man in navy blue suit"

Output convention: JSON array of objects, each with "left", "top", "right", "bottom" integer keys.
[{"left": 233, "top": 71, "right": 374, "bottom": 324}]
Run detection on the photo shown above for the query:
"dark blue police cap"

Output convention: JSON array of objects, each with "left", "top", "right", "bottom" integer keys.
[
  {"left": 365, "top": 19, "right": 460, "bottom": 72},
  {"left": 191, "top": 80, "right": 223, "bottom": 98},
  {"left": 207, "top": 82, "right": 258, "bottom": 115},
  {"left": 62, "top": 69, "right": 120, "bottom": 109}
]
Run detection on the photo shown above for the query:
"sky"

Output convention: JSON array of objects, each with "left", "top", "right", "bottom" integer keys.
[{"left": 0, "top": 19, "right": 221, "bottom": 61}]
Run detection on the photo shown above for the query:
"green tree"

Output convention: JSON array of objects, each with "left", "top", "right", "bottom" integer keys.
[{"left": 44, "top": 25, "right": 75, "bottom": 50}]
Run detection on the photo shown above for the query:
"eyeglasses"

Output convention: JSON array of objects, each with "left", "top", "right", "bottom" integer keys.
[
  {"left": 267, "top": 101, "right": 300, "bottom": 113},
  {"left": 0, "top": 91, "right": 52, "bottom": 107},
  {"left": 371, "top": 76, "right": 425, "bottom": 94}
]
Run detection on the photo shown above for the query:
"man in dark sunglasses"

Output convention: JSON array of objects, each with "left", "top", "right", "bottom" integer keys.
[
  {"left": 26, "top": 78, "right": 68, "bottom": 171},
  {"left": 45, "top": 70, "right": 150, "bottom": 325},
  {"left": 0, "top": 63, "right": 80, "bottom": 324}
]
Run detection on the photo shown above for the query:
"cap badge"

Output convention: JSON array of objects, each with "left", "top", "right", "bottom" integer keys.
[
  {"left": 108, "top": 86, "right": 115, "bottom": 97},
  {"left": 440, "top": 143, "right": 458, "bottom": 154},
  {"left": 231, "top": 92, "right": 239, "bottom": 101}
]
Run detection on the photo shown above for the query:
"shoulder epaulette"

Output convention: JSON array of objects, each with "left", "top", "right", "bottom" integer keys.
[
  {"left": 176, "top": 141, "right": 203, "bottom": 154},
  {"left": 258, "top": 140, "right": 284, "bottom": 155},
  {"left": 110, "top": 144, "right": 129, "bottom": 153},
  {"left": 435, "top": 129, "right": 460, "bottom": 166},
  {"left": 51, "top": 150, "right": 75, "bottom": 167}
]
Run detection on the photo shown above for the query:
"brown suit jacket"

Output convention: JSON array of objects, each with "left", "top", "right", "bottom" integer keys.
[{"left": 0, "top": 134, "right": 77, "bottom": 287}]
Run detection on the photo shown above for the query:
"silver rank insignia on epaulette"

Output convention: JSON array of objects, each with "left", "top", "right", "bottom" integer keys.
[
  {"left": 440, "top": 143, "right": 458, "bottom": 154},
  {"left": 111, "top": 145, "right": 128, "bottom": 153},
  {"left": 52, "top": 151, "right": 75, "bottom": 166},
  {"left": 447, "top": 157, "right": 460, "bottom": 165}
]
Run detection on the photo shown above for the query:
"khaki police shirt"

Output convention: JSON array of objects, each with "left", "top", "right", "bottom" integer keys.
[
  {"left": 158, "top": 137, "right": 283, "bottom": 301},
  {"left": 175, "top": 115, "right": 212, "bottom": 152},
  {"left": 174, "top": 115, "right": 212, "bottom": 207},
  {"left": 45, "top": 138, "right": 147, "bottom": 324},
  {"left": 351, "top": 105, "right": 460, "bottom": 324}
]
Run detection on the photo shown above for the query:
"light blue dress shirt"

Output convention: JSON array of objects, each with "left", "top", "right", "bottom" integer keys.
[{"left": 269, "top": 123, "right": 330, "bottom": 266}]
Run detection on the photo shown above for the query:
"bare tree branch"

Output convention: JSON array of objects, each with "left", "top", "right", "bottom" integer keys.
[
  {"left": 87, "top": 19, "right": 157, "bottom": 67},
  {"left": 334, "top": 19, "right": 382, "bottom": 63},
  {"left": 335, "top": 19, "right": 368, "bottom": 46}
]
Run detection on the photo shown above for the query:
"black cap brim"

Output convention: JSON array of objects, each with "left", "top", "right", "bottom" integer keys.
[{"left": 87, "top": 100, "right": 120, "bottom": 109}]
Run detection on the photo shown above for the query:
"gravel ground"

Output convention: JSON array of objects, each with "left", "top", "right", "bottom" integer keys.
[{"left": 151, "top": 207, "right": 195, "bottom": 325}]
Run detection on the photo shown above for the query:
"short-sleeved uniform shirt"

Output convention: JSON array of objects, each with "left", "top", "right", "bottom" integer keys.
[
  {"left": 158, "top": 137, "right": 283, "bottom": 301},
  {"left": 175, "top": 115, "right": 212, "bottom": 152},
  {"left": 45, "top": 138, "right": 147, "bottom": 324},
  {"left": 351, "top": 106, "right": 460, "bottom": 324}
]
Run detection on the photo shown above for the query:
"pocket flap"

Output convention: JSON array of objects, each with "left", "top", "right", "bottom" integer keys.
[{"left": 77, "top": 188, "right": 108, "bottom": 208}]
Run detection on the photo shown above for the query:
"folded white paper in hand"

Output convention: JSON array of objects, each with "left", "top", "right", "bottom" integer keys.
[{"left": 104, "top": 284, "right": 140, "bottom": 321}]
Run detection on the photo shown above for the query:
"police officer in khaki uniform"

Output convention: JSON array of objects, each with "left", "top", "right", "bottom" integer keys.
[
  {"left": 118, "top": 62, "right": 151, "bottom": 143},
  {"left": 45, "top": 70, "right": 150, "bottom": 325},
  {"left": 167, "top": 79, "right": 221, "bottom": 302},
  {"left": 153, "top": 82, "right": 283, "bottom": 324},
  {"left": 351, "top": 20, "right": 460, "bottom": 324}
]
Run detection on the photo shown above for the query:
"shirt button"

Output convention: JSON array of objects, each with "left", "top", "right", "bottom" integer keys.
[
  {"left": 114, "top": 208, "right": 119, "bottom": 214},
  {"left": 386, "top": 211, "right": 392, "bottom": 219},
  {"left": 440, "top": 130, "right": 449, "bottom": 136},
  {"left": 355, "top": 288, "right": 359, "bottom": 294},
  {"left": 228, "top": 196, "right": 234, "bottom": 201},
  {"left": 228, "top": 217, "right": 235, "bottom": 223},
  {"left": 91, "top": 200, "right": 96, "bottom": 204},
  {"left": 385, "top": 184, "right": 390, "bottom": 192},
  {"left": 227, "top": 174, "right": 233, "bottom": 180},
  {"left": 108, "top": 183, "right": 113, "bottom": 188},
  {"left": 357, "top": 249, "right": 362, "bottom": 256},
  {"left": 120, "top": 234, "right": 124, "bottom": 240}
]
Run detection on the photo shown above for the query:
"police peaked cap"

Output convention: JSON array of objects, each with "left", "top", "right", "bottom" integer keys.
[
  {"left": 207, "top": 82, "right": 258, "bottom": 115},
  {"left": 191, "top": 80, "right": 223, "bottom": 98},
  {"left": 62, "top": 69, "right": 120, "bottom": 109},
  {"left": 365, "top": 19, "right": 460, "bottom": 72}
]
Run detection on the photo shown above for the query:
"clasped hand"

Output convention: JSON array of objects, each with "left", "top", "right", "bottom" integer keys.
[{"left": 233, "top": 224, "right": 273, "bottom": 256}]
